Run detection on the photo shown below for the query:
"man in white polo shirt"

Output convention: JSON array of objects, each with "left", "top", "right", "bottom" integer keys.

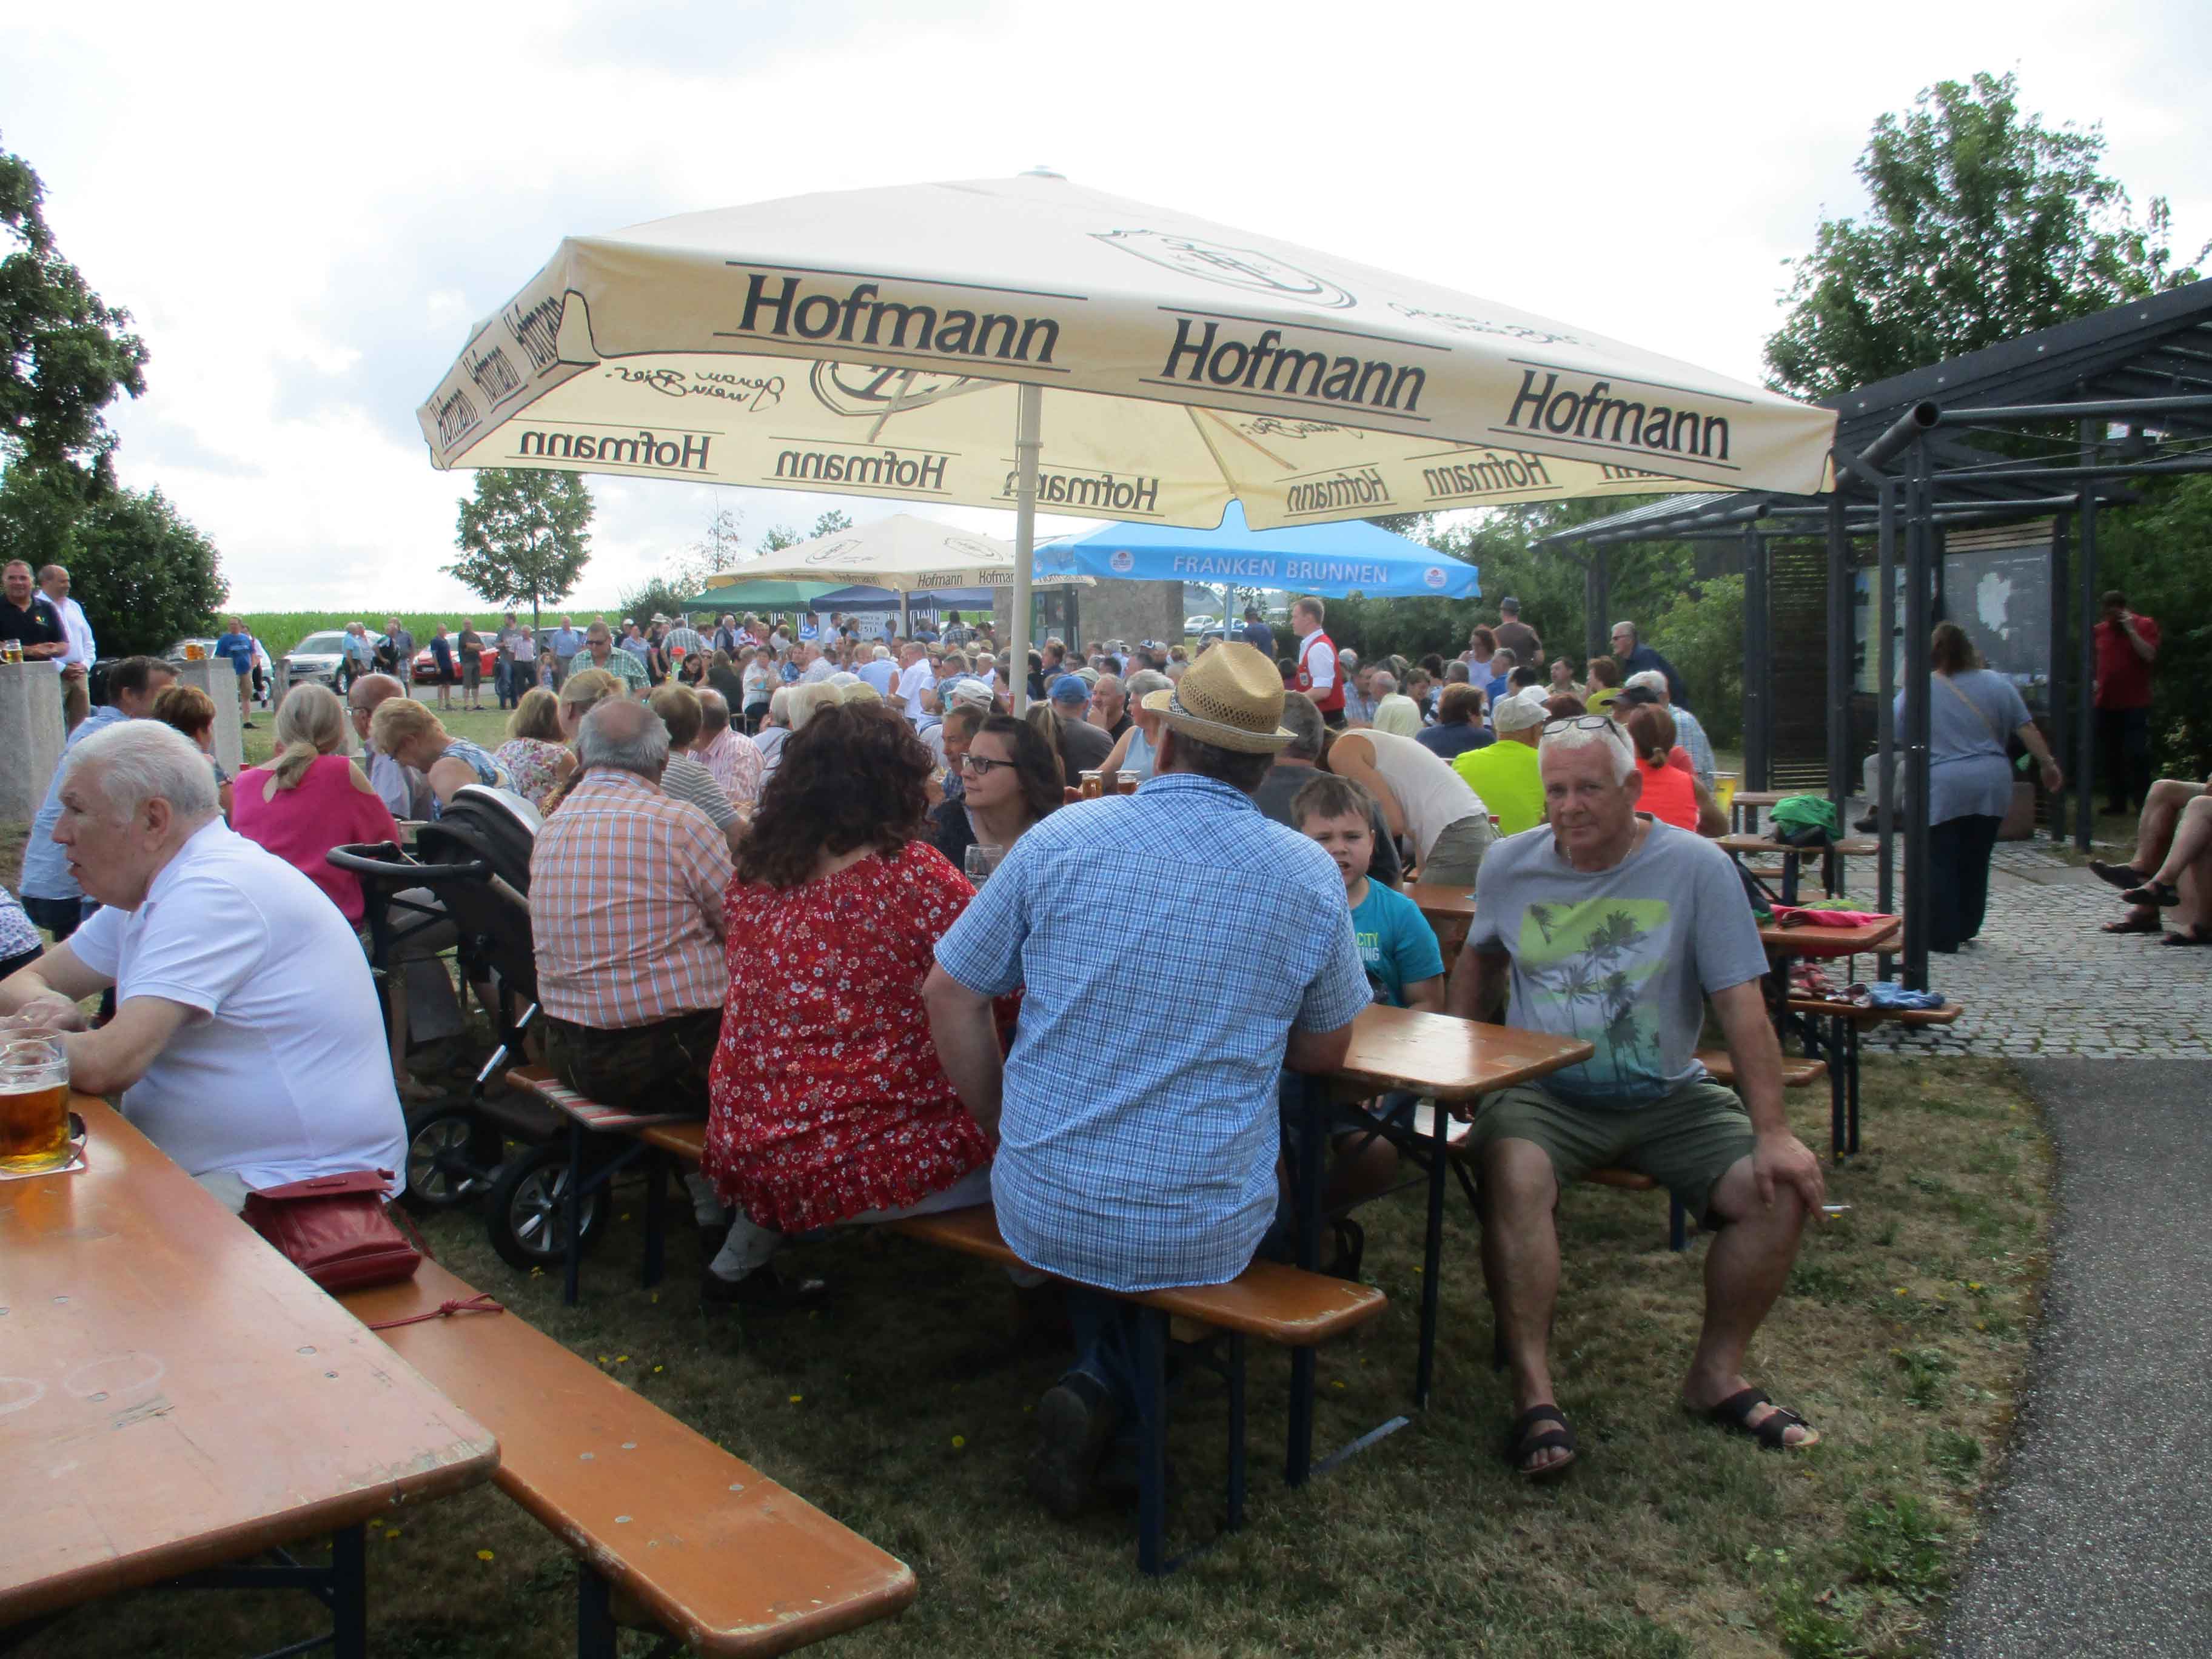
[
  {"left": 0, "top": 722, "right": 406, "bottom": 1208},
  {"left": 891, "top": 640, "right": 936, "bottom": 727}
]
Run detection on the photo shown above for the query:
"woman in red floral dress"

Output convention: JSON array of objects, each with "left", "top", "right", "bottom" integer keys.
[{"left": 700, "top": 700, "right": 1010, "bottom": 1307}]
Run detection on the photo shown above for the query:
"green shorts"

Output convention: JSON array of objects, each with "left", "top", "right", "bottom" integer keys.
[{"left": 1467, "top": 1076, "right": 1754, "bottom": 1226}]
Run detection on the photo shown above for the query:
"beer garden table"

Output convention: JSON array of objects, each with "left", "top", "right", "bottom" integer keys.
[
  {"left": 1717, "top": 833, "right": 1879, "bottom": 903},
  {"left": 0, "top": 1098, "right": 498, "bottom": 1657},
  {"left": 1281, "top": 1005, "right": 1591, "bottom": 1483}
]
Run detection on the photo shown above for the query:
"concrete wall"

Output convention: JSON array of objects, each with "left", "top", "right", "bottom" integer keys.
[
  {"left": 174, "top": 657, "right": 244, "bottom": 777},
  {"left": 993, "top": 580, "right": 1183, "bottom": 653},
  {"left": 0, "top": 663, "right": 65, "bottom": 822}
]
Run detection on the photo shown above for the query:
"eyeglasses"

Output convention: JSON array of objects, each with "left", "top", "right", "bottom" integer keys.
[
  {"left": 1542, "top": 716, "right": 1621, "bottom": 736},
  {"left": 959, "top": 753, "right": 1016, "bottom": 776}
]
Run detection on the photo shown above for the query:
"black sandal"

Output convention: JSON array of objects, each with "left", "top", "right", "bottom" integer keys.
[
  {"left": 1704, "top": 1387, "right": 1820, "bottom": 1450},
  {"left": 2162, "top": 926, "right": 2212, "bottom": 947},
  {"left": 1506, "top": 1404, "right": 1576, "bottom": 1480},
  {"left": 2091, "top": 859, "right": 2151, "bottom": 891},
  {"left": 2122, "top": 879, "right": 2182, "bottom": 908},
  {"left": 2101, "top": 912, "right": 2163, "bottom": 935}
]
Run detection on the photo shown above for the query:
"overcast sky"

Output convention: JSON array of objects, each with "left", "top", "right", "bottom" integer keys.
[{"left": 5, "top": 1, "right": 2207, "bottom": 612}]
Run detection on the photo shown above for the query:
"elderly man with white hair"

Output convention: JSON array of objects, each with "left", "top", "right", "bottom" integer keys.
[
  {"left": 1444, "top": 714, "right": 1825, "bottom": 1480},
  {"left": 857, "top": 643, "right": 899, "bottom": 699},
  {"left": 1368, "top": 670, "right": 1422, "bottom": 738},
  {"left": 754, "top": 685, "right": 796, "bottom": 778},
  {"left": 1624, "top": 669, "right": 1714, "bottom": 789},
  {"left": 0, "top": 722, "right": 406, "bottom": 1208}
]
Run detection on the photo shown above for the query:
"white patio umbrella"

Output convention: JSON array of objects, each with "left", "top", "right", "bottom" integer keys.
[{"left": 418, "top": 172, "right": 1837, "bottom": 706}]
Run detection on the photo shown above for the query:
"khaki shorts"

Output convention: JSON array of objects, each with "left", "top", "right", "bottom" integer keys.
[{"left": 1468, "top": 1076, "right": 1754, "bottom": 1227}]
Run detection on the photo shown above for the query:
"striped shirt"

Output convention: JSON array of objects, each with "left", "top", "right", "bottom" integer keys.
[
  {"left": 694, "top": 725, "right": 765, "bottom": 806},
  {"left": 529, "top": 771, "right": 731, "bottom": 1028}
]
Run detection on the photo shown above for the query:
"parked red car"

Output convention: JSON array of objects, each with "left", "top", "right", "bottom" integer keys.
[{"left": 412, "top": 640, "right": 500, "bottom": 682}]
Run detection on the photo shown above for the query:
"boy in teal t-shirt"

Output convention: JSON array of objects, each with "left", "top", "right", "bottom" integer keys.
[{"left": 1292, "top": 774, "right": 1445, "bottom": 1011}]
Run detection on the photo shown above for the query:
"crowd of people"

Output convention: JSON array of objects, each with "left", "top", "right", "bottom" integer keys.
[{"left": 18, "top": 581, "right": 2021, "bottom": 1513}]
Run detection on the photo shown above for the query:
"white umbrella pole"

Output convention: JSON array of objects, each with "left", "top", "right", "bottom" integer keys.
[{"left": 1011, "top": 382, "right": 1041, "bottom": 716}]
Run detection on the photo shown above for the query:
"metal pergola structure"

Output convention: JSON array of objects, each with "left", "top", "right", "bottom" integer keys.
[{"left": 1542, "top": 277, "right": 2212, "bottom": 990}]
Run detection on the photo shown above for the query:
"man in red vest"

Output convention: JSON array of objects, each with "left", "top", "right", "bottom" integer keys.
[{"left": 1291, "top": 597, "right": 1346, "bottom": 729}]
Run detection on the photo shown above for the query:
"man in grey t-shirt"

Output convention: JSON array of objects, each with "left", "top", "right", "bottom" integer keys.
[{"left": 1447, "top": 717, "right": 1826, "bottom": 1478}]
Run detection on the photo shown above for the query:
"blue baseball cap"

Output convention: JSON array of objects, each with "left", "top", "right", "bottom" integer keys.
[{"left": 1048, "top": 674, "right": 1090, "bottom": 703}]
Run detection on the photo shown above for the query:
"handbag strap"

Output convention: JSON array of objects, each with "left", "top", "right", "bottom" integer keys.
[
  {"left": 366, "top": 1292, "right": 504, "bottom": 1331},
  {"left": 1939, "top": 671, "right": 2007, "bottom": 749}
]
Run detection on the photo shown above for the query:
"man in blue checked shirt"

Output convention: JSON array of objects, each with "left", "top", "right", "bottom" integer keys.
[{"left": 927, "top": 643, "right": 1369, "bottom": 1520}]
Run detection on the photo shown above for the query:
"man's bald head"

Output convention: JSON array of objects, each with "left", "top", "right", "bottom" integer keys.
[
  {"left": 578, "top": 695, "right": 669, "bottom": 782},
  {"left": 695, "top": 686, "right": 732, "bottom": 736}
]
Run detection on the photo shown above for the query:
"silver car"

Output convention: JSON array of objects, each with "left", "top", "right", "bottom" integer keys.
[{"left": 281, "top": 629, "right": 381, "bottom": 689}]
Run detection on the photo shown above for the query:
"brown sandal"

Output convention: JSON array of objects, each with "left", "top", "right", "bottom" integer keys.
[{"left": 2101, "top": 913, "right": 2163, "bottom": 935}]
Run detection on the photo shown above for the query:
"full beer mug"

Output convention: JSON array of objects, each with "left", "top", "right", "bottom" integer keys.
[{"left": 0, "top": 1034, "right": 70, "bottom": 1175}]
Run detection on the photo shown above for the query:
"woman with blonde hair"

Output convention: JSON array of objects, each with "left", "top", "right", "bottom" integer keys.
[
  {"left": 233, "top": 682, "right": 400, "bottom": 923},
  {"left": 495, "top": 686, "right": 577, "bottom": 811},
  {"left": 369, "top": 696, "right": 509, "bottom": 820}
]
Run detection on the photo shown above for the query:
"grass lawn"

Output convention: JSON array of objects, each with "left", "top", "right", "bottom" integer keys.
[{"left": 16, "top": 1059, "right": 2051, "bottom": 1659}]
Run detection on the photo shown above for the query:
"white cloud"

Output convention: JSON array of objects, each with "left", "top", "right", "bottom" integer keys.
[{"left": 4, "top": 0, "right": 2205, "bottom": 611}]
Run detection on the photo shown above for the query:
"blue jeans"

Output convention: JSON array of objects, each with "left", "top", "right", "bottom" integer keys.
[{"left": 494, "top": 660, "right": 514, "bottom": 707}]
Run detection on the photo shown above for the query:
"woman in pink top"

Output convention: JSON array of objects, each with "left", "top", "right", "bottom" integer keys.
[{"left": 233, "top": 683, "right": 401, "bottom": 923}]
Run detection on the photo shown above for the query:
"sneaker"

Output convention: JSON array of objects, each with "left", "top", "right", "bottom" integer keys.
[
  {"left": 1028, "top": 1370, "right": 1121, "bottom": 1520},
  {"left": 699, "top": 1262, "right": 828, "bottom": 1312}
]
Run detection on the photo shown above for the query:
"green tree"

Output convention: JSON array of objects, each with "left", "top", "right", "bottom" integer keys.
[
  {"left": 448, "top": 469, "right": 594, "bottom": 628},
  {"left": 1766, "top": 71, "right": 2204, "bottom": 398},
  {"left": 1, "top": 138, "right": 149, "bottom": 483},
  {"left": 0, "top": 468, "right": 228, "bottom": 655},
  {"left": 809, "top": 509, "right": 853, "bottom": 538}
]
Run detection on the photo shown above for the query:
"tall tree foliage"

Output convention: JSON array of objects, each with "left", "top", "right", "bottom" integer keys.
[
  {"left": 0, "top": 466, "right": 227, "bottom": 655},
  {"left": 448, "top": 469, "right": 594, "bottom": 626},
  {"left": 1766, "top": 72, "right": 2204, "bottom": 398},
  {"left": 0, "top": 138, "right": 148, "bottom": 481}
]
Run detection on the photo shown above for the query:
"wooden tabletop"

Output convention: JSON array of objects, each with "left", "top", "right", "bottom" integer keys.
[
  {"left": 0, "top": 1098, "right": 498, "bottom": 1623},
  {"left": 1299, "top": 1004, "right": 1594, "bottom": 1102},
  {"left": 1728, "top": 790, "right": 1792, "bottom": 808},
  {"left": 1759, "top": 916, "right": 1901, "bottom": 957},
  {"left": 1718, "top": 834, "right": 1879, "bottom": 857},
  {"left": 1406, "top": 882, "right": 1478, "bottom": 923}
]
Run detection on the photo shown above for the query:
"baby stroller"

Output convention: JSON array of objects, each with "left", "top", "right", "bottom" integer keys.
[{"left": 329, "top": 787, "right": 612, "bottom": 1266}]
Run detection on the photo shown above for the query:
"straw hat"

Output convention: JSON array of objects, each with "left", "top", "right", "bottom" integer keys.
[{"left": 1140, "top": 641, "right": 1292, "bottom": 754}]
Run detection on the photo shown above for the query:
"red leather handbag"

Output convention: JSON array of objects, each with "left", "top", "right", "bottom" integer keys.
[{"left": 242, "top": 1170, "right": 423, "bottom": 1293}]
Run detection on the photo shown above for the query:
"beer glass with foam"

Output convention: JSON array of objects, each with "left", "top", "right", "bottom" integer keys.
[{"left": 0, "top": 1034, "right": 70, "bottom": 1175}]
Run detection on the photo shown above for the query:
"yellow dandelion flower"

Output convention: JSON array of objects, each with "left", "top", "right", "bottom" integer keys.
[
  {"left": 789, "top": 1394, "right": 803, "bottom": 1404},
  {"left": 476, "top": 1549, "right": 495, "bottom": 1562},
  {"left": 951, "top": 1435, "right": 967, "bottom": 1449}
]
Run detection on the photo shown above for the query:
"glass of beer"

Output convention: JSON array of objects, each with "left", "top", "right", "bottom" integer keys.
[
  {"left": 1078, "top": 769, "right": 1104, "bottom": 800},
  {"left": 1114, "top": 770, "right": 1140, "bottom": 795},
  {"left": 0, "top": 638, "right": 22, "bottom": 665},
  {"left": 183, "top": 642, "right": 206, "bottom": 662},
  {"left": 964, "top": 843, "right": 1005, "bottom": 886},
  {"left": 1712, "top": 771, "right": 1739, "bottom": 821},
  {"left": 0, "top": 1034, "right": 70, "bottom": 1175}
]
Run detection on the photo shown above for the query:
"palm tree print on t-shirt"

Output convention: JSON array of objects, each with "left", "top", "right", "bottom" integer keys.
[{"left": 1518, "top": 898, "right": 1671, "bottom": 1094}]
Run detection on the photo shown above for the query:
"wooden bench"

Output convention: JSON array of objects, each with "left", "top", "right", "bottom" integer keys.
[
  {"left": 1786, "top": 994, "right": 1965, "bottom": 1158},
  {"left": 341, "top": 1259, "right": 916, "bottom": 1657},
  {"left": 1410, "top": 1049, "right": 1826, "bottom": 1251},
  {"left": 891, "top": 1205, "right": 1384, "bottom": 1576}
]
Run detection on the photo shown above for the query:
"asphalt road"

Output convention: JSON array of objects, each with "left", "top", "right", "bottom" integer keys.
[{"left": 1943, "top": 1059, "right": 2212, "bottom": 1656}]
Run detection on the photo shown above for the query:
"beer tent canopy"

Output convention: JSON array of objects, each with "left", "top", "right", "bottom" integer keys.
[
  {"left": 705, "top": 512, "right": 1090, "bottom": 593},
  {"left": 1036, "top": 498, "right": 1477, "bottom": 599},
  {"left": 681, "top": 577, "right": 844, "bottom": 611},
  {"left": 419, "top": 170, "right": 1838, "bottom": 702}
]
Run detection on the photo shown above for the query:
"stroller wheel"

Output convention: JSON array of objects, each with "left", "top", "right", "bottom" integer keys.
[
  {"left": 400, "top": 1101, "right": 501, "bottom": 1212},
  {"left": 488, "top": 1144, "right": 609, "bottom": 1272}
]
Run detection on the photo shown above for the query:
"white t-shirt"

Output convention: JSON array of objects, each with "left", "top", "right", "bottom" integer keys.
[
  {"left": 68, "top": 820, "right": 407, "bottom": 1192},
  {"left": 1344, "top": 728, "right": 1487, "bottom": 861},
  {"left": 894, "top": 660, "right": 935, "bottom": 725},
  {"left": 859, "top": 659, "right": 899, "bottom": 696}
]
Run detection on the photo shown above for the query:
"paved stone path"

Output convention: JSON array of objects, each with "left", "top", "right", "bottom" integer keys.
[{"left": 1834, "top": 842, "right": 2212, "bottom": 1059}]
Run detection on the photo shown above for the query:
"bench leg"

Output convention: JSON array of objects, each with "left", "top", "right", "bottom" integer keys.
[
  {"left": 1136, "top": 1307, "right": 1170, "bottom": 1577},
  {"left": 1847, "top": 1019, "right": 1863, "bottom": 1155},
  {"left": 1781, "top": 852, "right": 1800, "bottom": 905},
  {"left": 1416, "top": 1099, "right": 1449, "bottom": 1410},
  {"left": 577, "top": 1563, "right": 619, "bottom": 1659},
  {"left": 643, "top": 1150, "right": 668, "bottom": 1291},
  {"left": 1668, "top": 1196, "right": 1687, "bottom": 1253},
  {"left": 330, "top": 1524, "right": 366, "bottom": 1659},
  {"left": 1282, "top": 1073, "right": 1330, "bottom": 1488},
  {"left": 1828, "top": 1016, "right": 1847, "bottom": 1161},
  {"left": 565, "top": 1120, "right": 586, "bottom": 1307},
  {"left": 1227, "top": 1333, "right": 1247, "bottom": 1535}
]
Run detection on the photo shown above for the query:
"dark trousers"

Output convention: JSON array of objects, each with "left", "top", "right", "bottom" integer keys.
[
  {"left": 1928, "top": 814, "right": 2002, "bottom": 952},
  {"left": 21, "top": 894, "right": 87, "bottom": 942},
  {"left": 541, "top": 1008, "right": 722, "bottom": 1113},
  {"left": 2098, "top": 706, "right": 2151, "bottom": 814},
  {"left": 1067, "top": 1287, "right": 1148, "bottom": 1422}
]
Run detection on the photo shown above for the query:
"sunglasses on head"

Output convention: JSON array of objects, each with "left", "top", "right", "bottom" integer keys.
[{"left": 1542, "top": 716, "right": 1620, "bottom": 736}]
